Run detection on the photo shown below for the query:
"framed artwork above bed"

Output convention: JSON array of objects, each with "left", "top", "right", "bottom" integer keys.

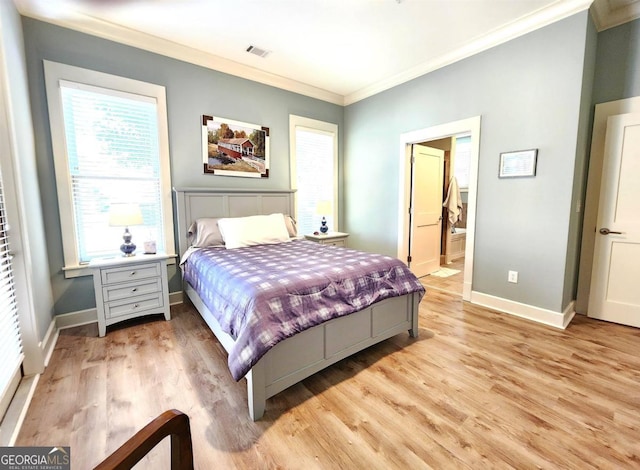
[{"left": 202, "top": 115, "right": 270, "bottom": 178}]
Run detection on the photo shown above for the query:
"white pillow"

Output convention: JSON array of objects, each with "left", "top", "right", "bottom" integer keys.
[
  {"left": 218, "top": 213, "right": 291, "bottom": 249},
  {"left": 283, "top": 215, "right": 297, "bottom": 238},
  {"left": 187, "top": 218, "right": 225, "bottom": 247}
]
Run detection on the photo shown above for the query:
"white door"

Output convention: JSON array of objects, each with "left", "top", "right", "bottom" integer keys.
[
  {"left": 588, "top": 113, "right": 640, "bottom": 327},
  {"left": 409, "top": 144, "right": 444, "bottom": 278}
]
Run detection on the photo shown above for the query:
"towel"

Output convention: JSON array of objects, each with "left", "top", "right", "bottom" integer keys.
[{"left": 443, "top": 177, "right": 463, "bottom": 226}]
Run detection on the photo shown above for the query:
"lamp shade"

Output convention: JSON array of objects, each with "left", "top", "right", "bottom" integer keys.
[
  {"left": 315, "top": 200, "right": 332, "bottom": 215},
  {"left": 108, "top": 203, "right": 143, "bottom": 227}
]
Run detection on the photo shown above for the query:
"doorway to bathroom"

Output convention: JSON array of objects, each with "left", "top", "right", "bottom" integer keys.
[{"left": 397, "top": 116, "right": 480, "bottom": 301}]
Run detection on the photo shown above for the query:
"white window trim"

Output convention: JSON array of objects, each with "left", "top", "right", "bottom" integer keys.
[
  {"left": 289, "top": 115, "right": 339, "bottom": 231},
  {"left": 43, "top": 60, "right": 175, "bottom": 278}
]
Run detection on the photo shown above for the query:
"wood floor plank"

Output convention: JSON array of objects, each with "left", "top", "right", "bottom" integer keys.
[{"left": 16, "top": 289, "right": 640, "bottom": 469}]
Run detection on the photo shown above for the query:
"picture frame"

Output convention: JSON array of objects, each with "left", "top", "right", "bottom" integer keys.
[
  {"left": 499, "top": 149, "right": 538, "bottom": 178},
  {"left": 202, "top": 115, "right": 269, "bottom": 178}
]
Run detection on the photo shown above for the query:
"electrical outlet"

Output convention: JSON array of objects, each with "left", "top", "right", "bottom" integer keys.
[{"left": 508, "top": 270, "right": 518, "bottom": 283}]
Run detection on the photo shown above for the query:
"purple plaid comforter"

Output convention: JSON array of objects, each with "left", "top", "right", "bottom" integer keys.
[{"left": 182, "top": 239, "right": 425, "bottom": 380}]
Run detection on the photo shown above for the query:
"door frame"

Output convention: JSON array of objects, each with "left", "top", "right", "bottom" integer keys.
[
  {"left": 397, "top": 116, "right": 481, "bottom": 301},
  {"left": 576, "top": 96, "right": 640, "bottom": 314}
]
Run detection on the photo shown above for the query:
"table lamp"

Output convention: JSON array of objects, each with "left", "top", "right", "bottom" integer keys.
[
  {"left": 108, "top": 203, "right": 143, "bottom": 256},
  {"left": 315, "top": 200, "right": 331, "bottom": 234}
]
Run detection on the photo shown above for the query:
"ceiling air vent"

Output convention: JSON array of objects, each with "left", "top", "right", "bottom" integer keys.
[{"left": 246, "top": 45, "right": 271, "bottom": 58}]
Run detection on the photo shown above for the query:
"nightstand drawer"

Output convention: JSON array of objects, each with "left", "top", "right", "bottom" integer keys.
[
  {"left": 91, "top": 254, "right": 171, "bottom": 337},
  {"left": 103, "top": 277, "right": 162, "bottom": 302},
  {"left": 101, "top": 262, "right": 161, "bottom": 285},
  {"left": 304, "top": 232, "right": 349, "bottom": 247},
  {"left": 105, "top": 292, "right": 164, "bottom": 319}
]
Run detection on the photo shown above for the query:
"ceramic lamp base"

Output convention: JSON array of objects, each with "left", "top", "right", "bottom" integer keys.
[
  {"left": 319, "top": 217, "right": 329, "bottom": 234},
  {"left": 120, "top": 227, "right": 136, "bottom": 256}
]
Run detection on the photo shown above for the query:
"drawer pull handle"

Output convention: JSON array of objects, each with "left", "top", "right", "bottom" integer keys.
[
  {"left": 130, "top": 271, "right": 137, "bottom": 276},
  {"left": 132, "top": 288, "right": 138, "bottom": 293},
  {"left": 133, "top": 303, "right": 139, "bottom": 309}
]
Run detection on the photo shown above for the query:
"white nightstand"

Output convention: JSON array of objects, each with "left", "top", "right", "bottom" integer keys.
[
  {"left": 90, "top": 253, "right": 171, "bottom": 337},
  {"left": 304, "top": 231, "right": 349, "bottom": 247}
]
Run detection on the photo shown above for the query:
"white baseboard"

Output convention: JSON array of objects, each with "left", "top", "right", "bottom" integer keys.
[
  {"left": 463, "top": 281, "right": 472, "bottom": 301},
  {"left": 55, "top": 291, "right": 184, "bottom": 330},
  {"left": 0, "top": 374, "right": 40, "bottom": 446},
  {"left": 2, "top": 319, "right": 57, "bottom": 446},
  {"left": 470, "top": 291, "right": 575, "bottom": 329},
  {"left": 169, "top": 291, "right": 183, "bottom": 306},
  {"left": 55, "top": 307, "right": 98, "bottom": 330},
  {"left": 562, "top": 301, "right": 577, "bottom": 328},
  {"left": 40, "top": 318, "right": 59, "bottom": 367}
]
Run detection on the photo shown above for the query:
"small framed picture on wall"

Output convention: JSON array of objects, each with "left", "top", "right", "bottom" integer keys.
[{"left": 499, "top": 149, "right": 537, "bottom": 178}]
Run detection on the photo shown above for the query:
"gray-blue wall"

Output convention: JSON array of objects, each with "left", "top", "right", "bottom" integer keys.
[
  {"left": 21, "top": 18, "right": 344, "bottom": 315},
  {"left": 344, "top": 12, "right": 594, "bottom": 313},
  {"left": 593, "top": 17, "right": 640, "bottom": 104},
  {"left": 19, "top": 10, "right": 632, "bottom": 318},
  {"left": 563, "top": 15, "right": 597, "bottom": 310}
]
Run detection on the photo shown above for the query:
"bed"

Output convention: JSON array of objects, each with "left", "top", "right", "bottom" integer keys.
[{"left": 173, "top": 188, "right": 425, "bottom": 420}]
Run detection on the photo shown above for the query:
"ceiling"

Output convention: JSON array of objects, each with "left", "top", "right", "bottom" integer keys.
[{"left": 14, "top": 0, "right": 640, "bottom": 105}]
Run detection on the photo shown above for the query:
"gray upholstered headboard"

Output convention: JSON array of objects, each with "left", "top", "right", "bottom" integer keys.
[{"left": 172, "top": 187, "right": 295, "bottom": 257}]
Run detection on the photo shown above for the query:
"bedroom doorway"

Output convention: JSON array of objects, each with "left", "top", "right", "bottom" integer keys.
[{"left": 397, "top": 116, "right": 481, "bottom": 301}]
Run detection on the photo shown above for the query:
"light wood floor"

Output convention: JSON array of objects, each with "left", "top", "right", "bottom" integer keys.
[
  {"left": 420, "top": 257, "right": 464, "bottom": 296},
  {"left": 17, "top": 291, "right": 640, "bottom": 469}
]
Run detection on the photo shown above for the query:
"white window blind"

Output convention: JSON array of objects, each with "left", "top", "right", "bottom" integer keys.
[
  {"left": 454, "top": 135, "right": 471, "bottom": 189},
  {"left": 44, "top": 61, "right": 175, "bottom": 276},
  {"left": 59, "top": 82, "right": 165, "bottom": 262},
  {"left": 0, "top": 168, "right": 23, "bottom": 420},
  {"left": 290, "top": 116, "right": 338, "bottom": 236}
]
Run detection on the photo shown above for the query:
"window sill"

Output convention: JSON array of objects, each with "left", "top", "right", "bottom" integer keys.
[{"left": 62, "top": 253, "right": 177, "bottom": 279}]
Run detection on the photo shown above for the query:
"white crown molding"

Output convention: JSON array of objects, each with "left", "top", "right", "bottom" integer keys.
[
  {"left": 591, "top": 0, "right": 640, "bottom": 31},
  {"left": 17, "top": 0, "right": 598, "bottom": 106},
  {"left": 16, "top": 3, "right": 345, "bottom": 106},
  {"left": 344, "top": 0, "right": 594, "bottom": 105}
]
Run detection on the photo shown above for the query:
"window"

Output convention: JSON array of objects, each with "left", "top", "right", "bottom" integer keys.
[
  {"left": 0, "top": 168, "right": 23, "bottom": 421},
  {"left": 44, "top": 61, "right": 174, "bottom": 277},
  {"left": 289, "top": 116, "right": 338, "bottom": 235},
  {"left": 454, "top": 135, "right": 471, "bottom": 190}
]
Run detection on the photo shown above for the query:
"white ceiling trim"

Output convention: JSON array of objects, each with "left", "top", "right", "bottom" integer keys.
[
  {"left": 18, "top": 0, "right": 593, "bottom": 107},
  {"left": 16, "top": 4, "right": 345, "bottom": 105},
  {"left": 591, "top": 0, "right": 640, "bottom": 31},
  {"left": 345, "top": 0, "right": 594, "bottom": 105}
]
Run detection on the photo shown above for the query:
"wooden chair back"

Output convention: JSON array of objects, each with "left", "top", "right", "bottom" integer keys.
[{"left": 93, "top": 409, "right": 194, "bottom": 470}]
